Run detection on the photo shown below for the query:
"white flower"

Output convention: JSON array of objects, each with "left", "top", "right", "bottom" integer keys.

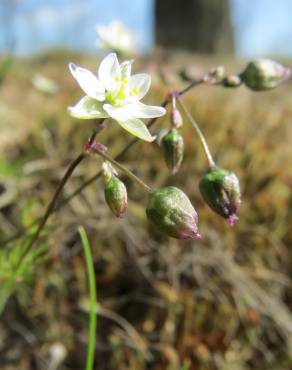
[
  {"left": 68, "top": 53, "right": 166, "bottom": 142},
  {"left": 96, "top": 21, "right": 135, "bottom": 55},
  {"left": 32, "top": 74, "right": 58, "bottom": 95}
]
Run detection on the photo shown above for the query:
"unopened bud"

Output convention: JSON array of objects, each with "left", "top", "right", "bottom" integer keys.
[
  {"left": 146, "top": 186, "right": 201, "bottom": 240},
  {"left": 171, "top": 108, "right": 183, "bottom": 128},
  {"left": 199, "top": 167, "right": 241, "bottom": 226},
  {"left": 102, "top": 162, "right": 127, "bottom": 218},
  {"left": 209, "top": 66, "right": 225, "bottom": 81},
  {"left": 161, "top": 129, "right": 184, "bottom": 175},
  {"left": 102, "top": 161, "right": 117, "bottom": 182},
  {"left": 222, "top": 75, "right": 242, "bottom": 88},
  {"left": 241, "top": 59, "right": 291, "bottom": 91},
  {"left": 180, "top": 66, "right": 204, "bottom": 82}
]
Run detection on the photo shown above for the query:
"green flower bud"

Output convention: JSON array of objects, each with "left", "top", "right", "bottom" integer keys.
[
  {"left": 162, "top": 129, "right": 184, "bottom": 175},
  {"left": 199, "top": 167, "right": 241, "bottom": 226},
  {"left": 146, "top": 186, "right": 201, "bottom": 240},
  {"left": 241, "top": 59, "right": 291, "bottom": 91},
  {"left": 102, "top": 162, "right": 127, "bottom": 218}
]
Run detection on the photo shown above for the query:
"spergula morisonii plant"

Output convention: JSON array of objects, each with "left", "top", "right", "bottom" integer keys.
[
  {"left": 1, "top": 26, "right": 291, "bottom": 370},
  {"left": 13, "top": 40, "right": 291, "bottom": 258}
]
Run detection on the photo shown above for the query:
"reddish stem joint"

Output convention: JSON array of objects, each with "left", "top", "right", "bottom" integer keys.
[{"left": 85, "top": 140, "right": 108, "bottom": 155}]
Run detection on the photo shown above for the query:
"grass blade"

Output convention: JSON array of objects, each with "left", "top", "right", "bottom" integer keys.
[{"left": 78, "top": 226, "right": 97, "bottom": 370}]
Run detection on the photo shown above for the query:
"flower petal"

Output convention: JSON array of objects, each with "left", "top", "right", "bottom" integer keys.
[
  {"left": 127, "top": 102, "right": 166, "bottom": 118},
  {"left": 103, "top": 104, "right": 155, "bottom": 142},
  {"left": 117, "top": 118, "right": 156, "bottom": 142},
  {"left": 98, "top": 53, "right": 121, "bottom": 92},
  {"left": 68, "top": 96, "right": 109, "bottom": 119},
  {"left": 128, "top": 73, "right": 151, "bottom": 101},
  {"left": 103, "top": 103, "right": 129, "bottom": 121},
  {"left": 69, "top": 63, "right": 105, "bottom": 101},
  {"left": 121, "top": 60, "right": 133, "bottom": 80}
]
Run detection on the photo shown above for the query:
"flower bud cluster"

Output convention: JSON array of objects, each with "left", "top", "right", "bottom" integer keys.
[{"left": 82, "top": 58, "right": 290, "bottom": 240}]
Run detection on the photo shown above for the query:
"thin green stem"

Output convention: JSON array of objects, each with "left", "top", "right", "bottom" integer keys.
[
  {"left": 18, "top": 152, "right": 85, "bottom": 264},
  {"left": 16, "top": 121, "right": 105, "bottom": 266},
  {"left": 178, "top": 78, "right": 204, "bottom": 96},
  {"left": 177, "top": 96, "right": 216, "bottom": 168},
  {"left": 92, "top": 147, "right": 152, "bottom": 193},
  {"left": 78, "top": 226, "right": 97, "bottom": 370}
]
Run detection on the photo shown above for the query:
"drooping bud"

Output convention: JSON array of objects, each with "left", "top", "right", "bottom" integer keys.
[
  {"left": 199, "top": 167, "right": 241, "bottom": 226},
  {"left": 222, "top": 75, "right": 242, "bottom": 88},
  {"left": 102, "top": 162, "right": 128, "bottom": 218},
  {"left": 179, "top": 66, "right": 204, "bottom": 82},
  {"left": 146, "top": 186, "right": 201, "bottom": 240},
  {"left": 171, "top": 108, "right": 183, "bottom": 128},
  {"left": 241, "top": 59, "right": 291, "bottom": 91},
  {"left": 170, "top": 93, "right": 183, "bottom": 128},
  {"left": 161, "top": 129, "right": 184, "bottom": 175}
]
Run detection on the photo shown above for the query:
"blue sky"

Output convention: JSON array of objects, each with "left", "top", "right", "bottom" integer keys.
[
  {"left": 1, "top": 0, "right": 292, "bottom": 57},
  {"left": 0, "top": 0, "right": 154, "bottom": 54},
  {"left": 231, "top": 0, "right": 292, "bottom": 57}
]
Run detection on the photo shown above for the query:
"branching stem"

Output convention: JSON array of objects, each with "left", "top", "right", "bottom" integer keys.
[
  {"left": 89, "top": 144, "right": 151, "bottom": 193},
  {"left": 5, "top": 76, "right": 216, "bottom": 247}
]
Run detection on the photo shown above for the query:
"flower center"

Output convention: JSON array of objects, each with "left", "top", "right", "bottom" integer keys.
[{"left": 105, "top": 77, "right": 131, "bottom": 107}]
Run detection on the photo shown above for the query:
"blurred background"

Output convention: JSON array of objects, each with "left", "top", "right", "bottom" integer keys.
[
  {"left": 0, "top": 1, "right": 292, "bottom": 370},
  {"left": 2, "top": 0, "right": 292, "bottom": 56}
]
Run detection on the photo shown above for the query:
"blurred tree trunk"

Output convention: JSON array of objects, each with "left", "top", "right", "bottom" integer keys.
[{"left": 155, "top": 0, "right": 234, "bottom": 54}]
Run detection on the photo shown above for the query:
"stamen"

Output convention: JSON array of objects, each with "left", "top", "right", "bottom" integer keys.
[{"left": 130, "top": 87, "right": 139, "bottom": 96}]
